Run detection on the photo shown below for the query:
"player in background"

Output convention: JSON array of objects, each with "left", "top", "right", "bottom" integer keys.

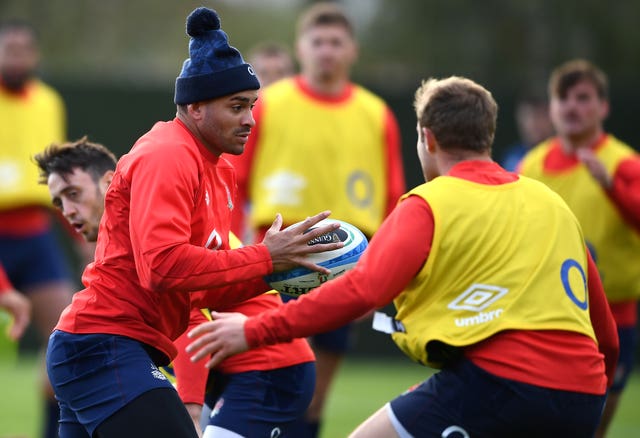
[
  {"left": 226, "top": 4, "right": 405, "bottom": 435},
  {"left": 44, "top": 7, "right": 342, "bottom": 437},
  {"left": 0, "top": 263, "right": 31, "bottom": 342},
  {"left": 35, "top": 139, "right": 318, "bottom": 438},
  {"left": 500, "top": 94, "right": 554, "bottom": 171},
  {"left": 34, "top": 137, "right": 210, "bottom": 434},
  {"left": 0, "top": 19, "right": 76, "bottom": 438},
  {"left": 188, "top": 76, "right": 619, "bottom": 438},
  {"left": 247, "top": 41, "right": 295, "bottom": 88},
  {"left": 232, "top": 41, "right": 296, "bottom": 244},
  {"left": 34, "top": 137, "right": 116, "bottom": 244},
  {"left": 519, "top": 59, "right": 640, "bottom": 438}
]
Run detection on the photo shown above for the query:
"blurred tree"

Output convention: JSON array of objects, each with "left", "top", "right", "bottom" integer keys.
[{"left": 1, "top": 0, "right": 638, "bottom": 175}]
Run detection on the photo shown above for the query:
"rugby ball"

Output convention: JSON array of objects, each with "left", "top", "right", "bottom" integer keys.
[{"left": 265, "top": 219, "right": 368, "bottom": 297}]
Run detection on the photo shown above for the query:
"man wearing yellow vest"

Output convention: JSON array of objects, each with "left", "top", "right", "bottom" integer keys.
[
  {"left": 519, "top": 59, "right": 640, "bottom": 437},
  {"left": 226, "top": 3, "right": 405, "bottom": 436},
  {"left": 0, "top": 19, "right": 75, "bottom": 438},
  {"left": 188, "top": 76, "right": 620, "bottom": 437}
]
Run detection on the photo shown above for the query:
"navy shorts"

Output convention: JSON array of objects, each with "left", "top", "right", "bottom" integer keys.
[
  {"left": 0, "top": 229, "right": 71, "bottom": 291},
  {"left": 203, "top": 362, "right": 315, "bottom": 437},
  {"left": 388, "top": 360, "right": 606, "bottom": 438},
  {"left": 46, "top": 331, "right": 176, "bottom": 436},
  {"left": 281, "top": 293, "right": 353, "bottom": 353},
  {"left": 610, "top": 325, "right": 637, "bottom": 392}
]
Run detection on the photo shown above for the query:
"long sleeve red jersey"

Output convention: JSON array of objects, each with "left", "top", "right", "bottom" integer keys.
[{"left": 55, "top": 118, "right": 275, "bottom": 364}]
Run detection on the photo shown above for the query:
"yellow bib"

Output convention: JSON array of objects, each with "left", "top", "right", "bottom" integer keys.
[
  {"left": 392, "top": 175, "right": 595, "bottom": 367},
  {"left": 249, "top": 79, "right": 388, "bottom": 237},
  {"left": 0, "top": 81, "right": 65, "bottom": 209},
  {"left": 520, "top": 137, "right": 640, "bottom": 301}
]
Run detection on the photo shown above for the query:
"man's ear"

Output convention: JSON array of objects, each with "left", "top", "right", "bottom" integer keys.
[
  {"left": 187, "top": 102, "right": 202, "bottom": 120},
  {"left": 600, "top": 99, "right": 610, "bottom": 121},
  {"left": 425, "top": 128, "right": 437, "bottom": 153},
  {"left": 100, "top": 170, "right": 114, "bottom": 191}
]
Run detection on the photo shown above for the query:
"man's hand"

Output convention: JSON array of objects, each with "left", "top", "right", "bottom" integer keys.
[
  {"left": 0, "top": 290, "right": 31, "bottom": 340},
  {"left": 187, "top": 312, "right": 249, "bottom": 369},
  {"left": 262, "top": 210, "right": 344, "bottom": 274},
  {"left": 577, "top": 148, "right": 612, "bottom": 189}
]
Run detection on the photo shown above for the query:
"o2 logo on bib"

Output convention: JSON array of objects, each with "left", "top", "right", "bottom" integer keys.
[{"left": 560, "top": 258, "right": 588, "bottom": 310}]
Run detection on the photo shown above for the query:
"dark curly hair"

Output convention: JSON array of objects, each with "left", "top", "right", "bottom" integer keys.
[{"left": 33, "top": 136, "right": 117, "bottom": 184}]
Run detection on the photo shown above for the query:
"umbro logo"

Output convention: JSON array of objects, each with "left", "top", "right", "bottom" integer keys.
[{"left": 448, "top": 284, "right": 508, "bottom": 312}]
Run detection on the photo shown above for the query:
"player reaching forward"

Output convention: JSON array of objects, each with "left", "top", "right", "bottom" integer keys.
[
  {"left": 44, "top": 7, "right": 342, "bottom": 438},
  {"left": 189, "top": 76, "right": 619, "bottom": 438}
]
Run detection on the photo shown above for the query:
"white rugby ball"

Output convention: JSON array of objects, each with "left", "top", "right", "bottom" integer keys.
[{"left": 265, "top": 219, "right": 368, "bottom": 297}]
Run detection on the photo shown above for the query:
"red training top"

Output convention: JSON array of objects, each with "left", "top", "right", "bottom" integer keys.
[{"left": 55, "top": 118, "right": 275, "bottom": 364}]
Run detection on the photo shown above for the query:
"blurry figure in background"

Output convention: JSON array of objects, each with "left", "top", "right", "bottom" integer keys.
[
  {"left": 520, "top": 59, "right": 640, "bottom": 438},
  {"left": 227, "top": 3, "right": 405, "bottom": 436},
  {"left": 233, "top": 41, "right": 295, "bottom": 244},
  {"left": 500, "top": 94, "right": 554, "bottom": 171},
  {"left": 247, "top": 41, "right": 294, "bottom": 87},
  {"left": 0, "top": 19, "right": 75, "bottom": 438},
  {"left": 0, "top": 263, "right": 31, "bottom": 342}
]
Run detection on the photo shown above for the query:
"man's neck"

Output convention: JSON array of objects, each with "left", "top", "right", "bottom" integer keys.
[
  {"left": 559, "top": 127, "right": 604, "bottom": 153},
  {"left": 300, "top": 72, "right": 349, "bottom": 97},
  {"left": 437, "top": 149, "right": 493, "bottom": 175}
]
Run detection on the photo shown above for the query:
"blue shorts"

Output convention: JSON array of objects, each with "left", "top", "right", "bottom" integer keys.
[
  {"left": 203, "top": 362, "right": 315, "bottom": 437},
  {"left": 388, "top": 360, "right": 606, "bottom": 438},
  {"left": 46, "top": 331, "right": 176, "bottom": 436},
  {"left": 610, "top": 325, "right": 637, "bottom": 392},
  {"left": 0, "top": 229, "right": 71, "bottom": 291},
  {"left": 281, "top": 293, "right": 353, "bottom": 353}
]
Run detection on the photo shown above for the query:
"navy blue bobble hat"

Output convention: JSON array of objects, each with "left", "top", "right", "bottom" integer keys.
[{"left": 174, "top": 7, "right": 260, "bottom": 105}]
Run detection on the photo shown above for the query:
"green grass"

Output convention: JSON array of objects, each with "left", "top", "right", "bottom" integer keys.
[
  {"left": 2, "top": 356, "right": 640, "bottom": 438},
  {"left": 0, "top": 356, "right": 41, "bottom": 438}
]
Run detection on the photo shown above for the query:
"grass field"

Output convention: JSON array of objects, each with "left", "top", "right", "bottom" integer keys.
[{"left": 1, "top": 356, "right": 640, "bottom": 437}]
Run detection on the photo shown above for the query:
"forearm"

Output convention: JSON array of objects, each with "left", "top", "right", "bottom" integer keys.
[
  {"left": 586, "top": 251, "right": 619, "bottom": 387},
  {"left": 137, "top": 243, "right": 273, "bottom": 292},
  {"left": 245, "top": 196, "right": 434, "bottom": 348}
]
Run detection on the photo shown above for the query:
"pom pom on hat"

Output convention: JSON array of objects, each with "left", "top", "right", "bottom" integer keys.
[
  {"left": 186, "top": 7, "right": 220, "bottom": 37},
  {"left": 175, "top": 7, "right": 260, "bottom": 105}
]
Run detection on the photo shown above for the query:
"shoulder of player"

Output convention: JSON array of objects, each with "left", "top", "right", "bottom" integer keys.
[
  {"left": 120, "top": 122, "right": 203, "bottom": 173},
  {"left": 603, "top": 134, "right": 637, "bottom": 156},
  {"left": 519, "top": 138, "right": 555, "bottom": 169},
  {"left": 25, "top": 79, "right": 64, "bottom": 106},
  {"left": 261, "top": 76, "right": 297, "bottom": 100}
]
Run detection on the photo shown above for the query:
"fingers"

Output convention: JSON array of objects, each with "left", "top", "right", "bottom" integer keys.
[
  {"left": 292, "top": 210, "right": 332, "bottom": 231},
  {"left": 186, "top": 331, "right": 219, "bottom": 363},
  {"left": 186, "top": 312, "right": 247, "bottom": 367},
  {"left": 187, "top": 320, "right": 215, "bottom": 340},
  {"left": 9, "top": 311, "right": 30, "bottom": 341},
  {"left": 0, "top": 292, "right": 31, "bottom": 341},
  {"left": 205, "top": 350, "right": 227, "bottom": 369},
  {"left": 268, "top": 213, "right": 283, "bottom": 233}
]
